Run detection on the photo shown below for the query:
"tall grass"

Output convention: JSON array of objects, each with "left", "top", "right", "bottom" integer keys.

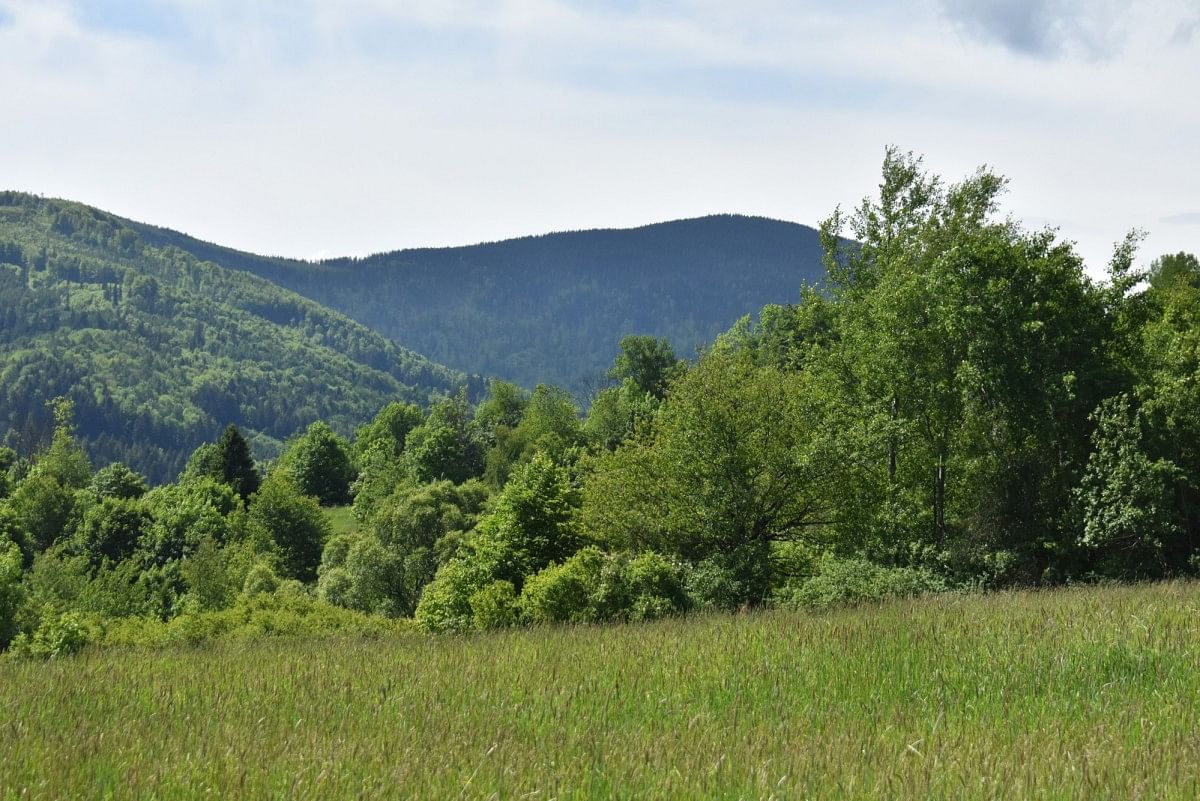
[
  {"left": 324, "top": 505, "right": 361, "bottom": 538},
  {"left": 4, "top": 581, "right": 1200, "bottom": 799}
]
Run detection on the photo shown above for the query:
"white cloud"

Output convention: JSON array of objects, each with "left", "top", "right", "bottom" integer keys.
[{"left": 0, "top": 0, "right": 1196, "bottom": 276}]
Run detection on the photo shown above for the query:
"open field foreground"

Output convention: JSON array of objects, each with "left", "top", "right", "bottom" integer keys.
[{"left": 4, "top": 582, "right": 1200, "bottom": 800}]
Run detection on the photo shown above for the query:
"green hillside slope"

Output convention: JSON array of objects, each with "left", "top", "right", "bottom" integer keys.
[
  {"left": 0, "top": 192, "right": 473, "bottom": 483},
  {"left": 132, "top": 214, "right": 826, "bottom": 393}
]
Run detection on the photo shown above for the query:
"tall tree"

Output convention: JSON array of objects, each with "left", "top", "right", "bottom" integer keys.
[
  {"left": 813, "top": 149, "right": 1117, "bottom": 579},
  {"left": 584, "top": 346, "right": 835, "bottom": 606},
  {"left": 277, "top": 421, "right": 356, "bottom": 506},
  {"left": 216, "top": 425, "right": 260, "bottom": 502},
  {"left": 608, "top": 335, "right": 683, "bottom": 400}
]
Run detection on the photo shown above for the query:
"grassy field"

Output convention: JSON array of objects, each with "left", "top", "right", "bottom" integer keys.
[
  {"left": 3, "top": 582, "right": 1200, "bottom": 800},
  {"left": 324, "top": 505, "right": 361, "bottom": 538}
]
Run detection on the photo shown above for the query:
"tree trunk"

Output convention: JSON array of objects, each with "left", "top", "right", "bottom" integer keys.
[
  {"left": 935, "top": 450, "right": 946, "bottom": 547},
  {"left": 888, "top": 395, "right": 898, "bottom": 481}
]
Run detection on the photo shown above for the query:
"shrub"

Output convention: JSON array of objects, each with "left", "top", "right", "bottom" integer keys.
[
  {"left": 470, "top": 580, "right": 519, "bottom": 630},
  {"left": 519, "top": 548, "right": 605, "bottom": 625},
  {"left": 782, "top": 556, "right": 947, "bottom": 611},
  {"left": 413, "top": 558, "right": 488, "bottom": 633},
  {"left": 0, "top": 538, "right": 23, "bottom": 647},
  {"left": 318, "top": 567, "right": 354, "bottom": 608},
  {"left": 9, "top": 610, "right": 93, "bottom": 659},
  {"left": 625, "top": 551, "right": 689, "bottom": 621},
  {"left": 100, "top": 588, "right": 407, "bottom": 649},
  {"left": 242, "top": 562, "right": 280, "bottom": 596},
  {"left": 519, "top": 547, "right": 688, "bottom": 626}
]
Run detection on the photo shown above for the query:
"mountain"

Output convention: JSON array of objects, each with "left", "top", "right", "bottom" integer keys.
[
  {"left": 131, "top": 214, "right": 826, "bottom": 393},
  {"left": 0, "top": 192, "right": 474, "bottom": 483}
]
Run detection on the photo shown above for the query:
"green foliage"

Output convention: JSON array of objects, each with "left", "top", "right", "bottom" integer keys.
[
  {"left": 403, "top": 391, "right": 484, "bottom": 485},
  {"left": 316, "top": 567, "right": 353, "bottom": 608},
  {"left": 607, "top": 335, "right": 682, "bottom": 399},
  {"left": 584, "top": 347, "right": 833, "bottom": 607},
  {"left": 139, "top": 478, "right": 235, "bottom": 566},
  {"left": 277, "top": 421, "right": 355, "bottom": 506},
  {"left": 215, "top": 425, "right": 261, "bottom": 501},
  {"left": 473, "top": 380, "right": 528, "bottom": 434},
  {"left": 333, "top": 536, "right": 405, "bottom": 616},
  {"left": 7, "top": 474, "right": 78, "bottom": 555},
  {"left": 180, "top": 536, "right": 235, "bottom": 612},
  {"left": 0, "top": 194, "right": 471, "bottom": 484},
  {"left": 360, "top": 479, "right": 489, "bottom": 614},
  {"left": 242, "top": 562, "right": 280, "bottom": 597},
  {"left": 9, "top": 610, "right": 92, "bottom": 659},
  {"left": 583, "top": 378, "right": 658, "bottom": 451},
  {"left": 138, "top": 213, "right": 824, "bottom": 395},
  {"left": 407, "top": 454, "right": 577, "bottom": 631},
  {"left": 351, "top": 401, "right": 423, "bottom": 463},
  {"left": 35, "top": 398, "right": 92, "bottom": 490},
  {"left": 247, "top": 471, "right": 330, "bottom": 581},
  {"left": 89, "top": 462, "right": 148, "bottom": 501},
  {"left": 484, "top": 384, "right": 583, "bottom": 486},
  {"left": 75, "top": 496, "right": 150, "bottom": 567},
  {"left": 1148, "top": 251, "right": 1200, "bottom": 291},
  {"left": 518, "top": 548, "right": 604, "bottom": 625},
  {"left": 780, "top": 556, "right": 947, "bottom": 611},
  {"left": 0, "top": 446, "right": 14, "bottom": 500},
  {"left": 624, "top": 551, "right": 691, "bottom": 621},
  {"left": 516, "top": 546, "right": 686, "bottom": 625},
  {"left": 1075, "top": 396, "right": 1182, "bottom": 574},
  {"left": 469, "top": 579, "right": 519, "bottom": 630},
  {"left": 470, "top": 454, "right": 581, "bottom": 589},
  {"left": 0, "top": 538, "right": 22, "bottom": 647},
  {"left": 413, "top": 558, "right": 489, "bottom": 633},
  {"left": 98, "top": 588, "right": 407, "bottom": 649}
]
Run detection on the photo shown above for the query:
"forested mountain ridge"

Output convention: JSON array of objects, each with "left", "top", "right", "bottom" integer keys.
[
  {"left": 0, "top": 192, "right": 474, "bottom": 483},
  {"left": 131, "top": 214, "right": 827, "bottom": 393}
]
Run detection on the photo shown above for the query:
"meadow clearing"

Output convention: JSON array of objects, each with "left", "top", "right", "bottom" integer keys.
[{"left": 3, "top": 581, "right": 1199, "bottom": 800}]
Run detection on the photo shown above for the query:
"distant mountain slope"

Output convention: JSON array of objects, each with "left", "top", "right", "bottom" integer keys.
[
  {"left": 0, "top": 192, "right": 473, "bottom": 483},
  {"left": 134, "top": 214, "right": 826, "bottom": 393}
]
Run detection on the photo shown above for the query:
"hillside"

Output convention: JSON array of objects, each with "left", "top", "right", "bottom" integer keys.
[
  {"left": 0, "top": 192, "right": 474, "bottom": 483},
  {"left": 132, "top": 214, "right": 826, "bottom": 393}
]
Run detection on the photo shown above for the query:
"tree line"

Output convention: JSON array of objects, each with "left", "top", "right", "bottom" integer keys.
[{"left": 2, "top": 151, "right": 1197, "bottom": 654}]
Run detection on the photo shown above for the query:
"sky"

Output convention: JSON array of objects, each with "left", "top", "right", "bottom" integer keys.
[{"left": 0, "top": 0, "right": 1196, "bottom": 274}]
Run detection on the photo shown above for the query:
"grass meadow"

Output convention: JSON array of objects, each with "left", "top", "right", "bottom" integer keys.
[
  {"left": 3, "top": 581, "right": 1200, "bottom": 800},
  {"left": 324, "top": 505, "right": 361, "bottom": 538}
]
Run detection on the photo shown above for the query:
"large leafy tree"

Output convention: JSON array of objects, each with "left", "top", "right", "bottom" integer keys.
[
  {"left": 415, "top": 454, "right": 581, "bottom": 631},
  {"left": 351, "top": 402, "right": 424, "bottom": 464},
  {"left": 583, "top": 346, "right": 836, "bottom": 606},
  {"left": 278, "top": 421, "right": 356, "bottom": 506},
  {"left": 403, "top": 390, "right": 484, "bottom": 485},
  {"left": 812, "top": 149, "right": 1117, "bottom": 579},
  {"left": 248, "top": 471, "right": 330, "bottom": 581},
  {"left": 607, "top": 335, "right": 683, "bottom": 400}
]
